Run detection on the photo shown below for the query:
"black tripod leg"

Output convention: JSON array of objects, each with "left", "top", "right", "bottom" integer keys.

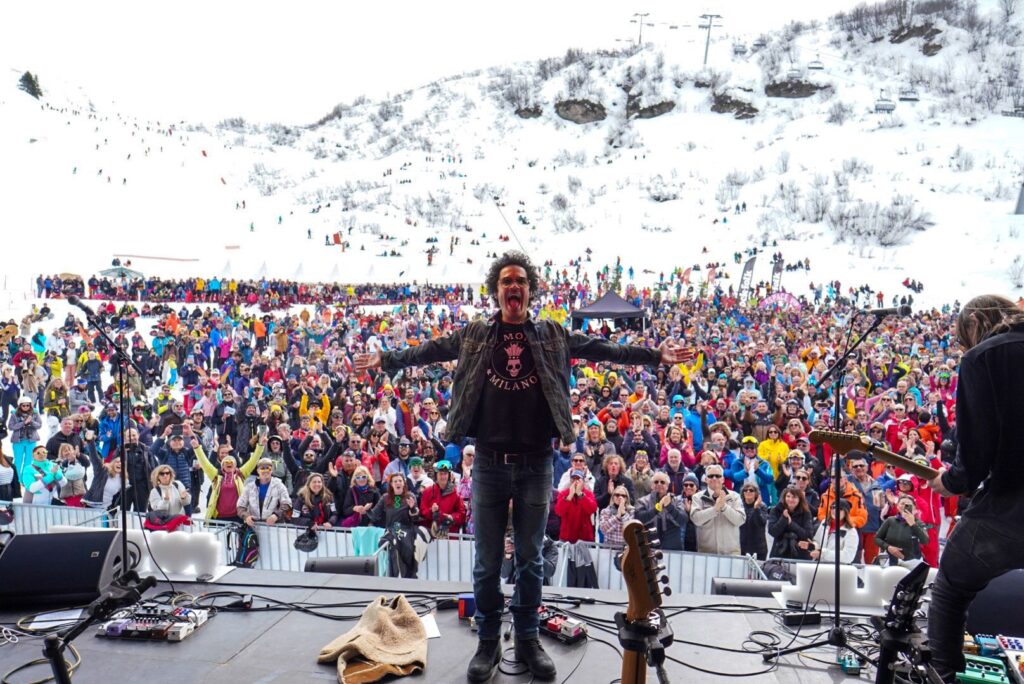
[{"left": 763, "top": 637, "right": 833, "bottom": 662}]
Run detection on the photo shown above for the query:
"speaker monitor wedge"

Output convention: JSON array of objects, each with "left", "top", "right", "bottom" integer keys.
[{"left": 0, "top": 530, "right": 122, "bottom": 608}]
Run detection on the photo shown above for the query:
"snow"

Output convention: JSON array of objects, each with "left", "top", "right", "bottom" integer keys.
[{"left": 1, "top": 0, "right": 1024, "bottom": 324}]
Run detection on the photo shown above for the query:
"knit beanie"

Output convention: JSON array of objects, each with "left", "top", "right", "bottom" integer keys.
[{"left": 317, "top": 594, "right": 427, "bottom": 683}]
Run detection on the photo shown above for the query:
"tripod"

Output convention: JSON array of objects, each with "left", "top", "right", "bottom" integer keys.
[{"left": 765, "top": 310, "right": 886, "bottom": 666}]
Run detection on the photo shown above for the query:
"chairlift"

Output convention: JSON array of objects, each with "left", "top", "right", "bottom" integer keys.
[
  {"left": 807, "top": 56, "right": 825, "bottom": 71},
  {"left": 733, "top": 43, "right": 748, "bottom": 56},
  {"left": 875, "top": 90, "right": 896, "bottom": 113},
  {"left": 786, "top": 68, "right": 802, "bottom": 80},
  {"left": 898, "top": 87, "right": 920, "bottom": 102},
  {"left": 752, "top": 38, "right": 767, "bottom": 50}
]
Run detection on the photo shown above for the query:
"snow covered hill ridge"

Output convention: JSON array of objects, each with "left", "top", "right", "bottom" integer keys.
[{"left": 3, "top": 0, "right": 1024, "bottom": 311}]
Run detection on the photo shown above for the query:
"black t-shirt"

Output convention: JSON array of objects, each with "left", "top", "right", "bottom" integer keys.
[{"left": 470, "top": 322, "right": 556, "bottom": 451}]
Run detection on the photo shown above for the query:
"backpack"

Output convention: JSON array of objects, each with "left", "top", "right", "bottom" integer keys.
[{"left": 230, "top": 523, "right": 260, "bottom": 568}]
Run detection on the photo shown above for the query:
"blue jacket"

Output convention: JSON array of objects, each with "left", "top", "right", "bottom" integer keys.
[
  {"left": 152, "top": 437, "right": 194, "bottom": 489},
  {"left": 728, "top": 455, "right": 776, "bottom": 505}
]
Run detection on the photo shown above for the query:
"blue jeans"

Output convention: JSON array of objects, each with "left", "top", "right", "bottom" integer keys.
[
  {"left": 927, "top": 516, "right": 1024, "bottom": 681},
  {"left": 471, "top": 452, "right": 552, "bottom": 640}
]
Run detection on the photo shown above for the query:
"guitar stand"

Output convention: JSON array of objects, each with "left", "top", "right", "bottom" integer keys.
[
  {"left": 615, "top": 610, "right": 674, "bottom": 684},
  {"left": 872, "top": 619, "right": 945, "bottom": 684}
]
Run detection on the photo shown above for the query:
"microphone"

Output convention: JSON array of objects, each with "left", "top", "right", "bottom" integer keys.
[
  {"left": 67, "top": 295, "right": 96, "bottom": 318},
  {"left": 863, "top": 305, "right": 912, "bottom": 318}
]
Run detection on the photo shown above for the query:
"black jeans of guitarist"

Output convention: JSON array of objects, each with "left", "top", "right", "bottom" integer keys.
[{"left": 927, "top": 516, "right": 1024, "bottom": 681}]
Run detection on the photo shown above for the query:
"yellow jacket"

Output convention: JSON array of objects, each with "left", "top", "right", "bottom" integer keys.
[
  {"left": 758, "top": 438, "right": 790, "bottom": 478},
  {"left": 196, "top": 443, "right": 263, "bottom": 519}
]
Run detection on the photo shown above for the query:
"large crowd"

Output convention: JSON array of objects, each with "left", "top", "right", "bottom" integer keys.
[{"left": 2, "top": 270, "right": 968, "bottom": 579}]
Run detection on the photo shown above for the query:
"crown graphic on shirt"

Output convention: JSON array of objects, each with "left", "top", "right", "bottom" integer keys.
[{"left": 506, "top": 342, "right": 524, "bottom": 358}]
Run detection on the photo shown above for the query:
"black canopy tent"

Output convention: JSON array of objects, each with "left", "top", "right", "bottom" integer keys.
[{"left": 569, "top": 291, "right": 649, "bottom": 331}]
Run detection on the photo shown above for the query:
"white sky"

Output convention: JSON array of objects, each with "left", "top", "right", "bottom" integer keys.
[{"left": 2, "top": 0, "right": 861, "bottom": 125}]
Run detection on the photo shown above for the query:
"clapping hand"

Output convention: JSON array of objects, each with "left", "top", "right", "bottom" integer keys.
[{"left": 659, "top": 339, "right": 696, "bottom": 365}]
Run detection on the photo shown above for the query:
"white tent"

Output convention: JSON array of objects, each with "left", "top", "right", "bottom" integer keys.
[
  {"left": 256, "top": 261, "right": 268, "bottom": 278},
  {"left": 328, "top": 263, "right": 340, "bottom": 281},
  {"left": 222, "top": 260, "right": 233, "bottom": 277},
  {"left": 294, "top": 263, "right": 304, "bottom": 279}
]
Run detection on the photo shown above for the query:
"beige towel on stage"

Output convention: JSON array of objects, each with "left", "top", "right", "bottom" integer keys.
[{"left": 317, "top": 594, "right": 428, "bottom": 684}]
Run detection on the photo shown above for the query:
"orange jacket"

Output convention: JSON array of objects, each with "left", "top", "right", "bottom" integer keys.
[{"left": 817, "top": 481, "right": 868, "bottom": 529}]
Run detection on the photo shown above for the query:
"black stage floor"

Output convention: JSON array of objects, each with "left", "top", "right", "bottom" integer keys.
[{"left": 0, "top": 569, "right": 867, "bottom": 683}]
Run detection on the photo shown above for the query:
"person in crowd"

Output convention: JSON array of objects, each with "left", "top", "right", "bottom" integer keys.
[
  {"left": 406, "top": 456, "right": 434, "bottom": 497},
  {"left": 8, "top": 397, "right": 41, "bottom": 488},
  {"left": 594, "top": 454, "right": 636, "bottom": 510},
  {"left": 679, "top": 473, "right": 700, "bottom": 552},
  {"left": 874, "top": 495, "right": 930, "bottom": 566},
  {"left": 817, "top": 468, "right": 868, "bottom": 529},
  {"left": 846, "top": 452, "right": 884, "bottom": 564},
  {"left": 729, "top": 436, "right": 776, "bottom": 505},
  {"left": 369, "top": 473, "right": 421, "bottom": 578},
  {"left": 419, "top": 460, "right": 467, "bottom": 536},
  {"left": 739, "top": 483, "right": 769, "bottom": 560},
  {"left": 554, "top": 467, "right": 598, "bottom": 543},
  {"left": 758, "top": 425, "right": 789, "bottom": 478},
  {"left": 690, "top": 464, "right": 746, "bottom": 555},
  {"left": 21, "top": 444, "right": 66, "bottom": 505},
  {"left": 340, "top": 465, "right": 380, "bottom": 527},
  {"left": 773, "top": 449, "right": 805, "bottom": 498},
  {"left": 626, "top": 449, "right": 655, "bottom": 499},
  {"left": 56, "top": 442, "right": 88, "bottom": 507},
  {"left": 237, "top": 457, "right": 291, "bottom": 526},
  {"left": 82, "top": 439, "right": 124, "bottom": 511},
  {"left": 635, "top": 471, "right": 689, "bottom": 551},
  {"left": 806, "top": 499, "right": 859, "bottom": 564},
  {"left": 194, "top": 433, "right": 262, "bottom": 523},
  {"left": 291, "top": 472, "right": 338, "bottom": 529},
  {"left": 0, "top": 449, "right": 16, "bottom": 501},
  {"left": 767, "top": 486, "right": 816, "bottom": 560},
  {"left": 599, "top": 484, "right": 636, "bottom": 551},
  {"left": 147, "top": 464, "right": 191, "bottom": 520}
]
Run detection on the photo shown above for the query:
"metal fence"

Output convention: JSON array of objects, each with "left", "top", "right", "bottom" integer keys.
[{"left": 1, "top": 502, "right": 764, "bottom": 593}]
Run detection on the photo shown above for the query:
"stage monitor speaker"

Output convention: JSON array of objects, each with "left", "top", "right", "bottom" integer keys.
[
  {"left": 0, "top": 530, "right": 122, "bottom": 608},
  {"left": 711, "top": 578, "right": 784, "bottom": 598},
  {"left": 305, "top": 557, "right": 377, "bottom": 576},
  {"left": 966, "top": 569, "right": 1024, "bottom": 636}
]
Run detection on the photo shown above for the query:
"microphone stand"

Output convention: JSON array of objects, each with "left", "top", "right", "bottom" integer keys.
[
  {"left": 78, "top": 309, "right": 148, "bottom": 583},
  {"left": 765, "top": 310, "right": 885, "bottom": 666}
]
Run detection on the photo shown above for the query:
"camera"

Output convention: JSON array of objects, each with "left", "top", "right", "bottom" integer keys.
[{"left": 170, "top": 425, "right": 183, "bottom": 437}]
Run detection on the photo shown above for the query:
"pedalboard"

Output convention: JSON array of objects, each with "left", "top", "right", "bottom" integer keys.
[
  {"left": 95, "top": 602, "right": 210, "bottom": 643},
  {"left": 956, "top": 654, "right": 1009, "bottom": 684},
  {"left": 997, "top": 636, "right": 1024, "bottom": 684},
  {"left": 537, "top": 606, "right": 587, "bottom": 645}
]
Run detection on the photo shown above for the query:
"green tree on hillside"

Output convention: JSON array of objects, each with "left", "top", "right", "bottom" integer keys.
[{"left": 19, "top": 71, "right": 42, "bottom": 99}]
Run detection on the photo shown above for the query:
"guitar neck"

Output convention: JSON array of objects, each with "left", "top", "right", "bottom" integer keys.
[
  {"left": 621, "top": 648, "right": 647, "bottom": 684},
  {"left": 866, "top": 443, "right": 939, "bottom": 480}
]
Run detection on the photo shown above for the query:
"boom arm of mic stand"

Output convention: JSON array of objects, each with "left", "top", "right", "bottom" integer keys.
[
  {"left": 814, "top": 314, "right": 884, "bottom": 390},
  {"left": 82, "top": 314, "right": 148, "bottom": 378}
]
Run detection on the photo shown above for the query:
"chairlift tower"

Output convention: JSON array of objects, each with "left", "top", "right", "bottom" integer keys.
[{"left": 699, "top": 14, "right": 723, "bottom": 68}]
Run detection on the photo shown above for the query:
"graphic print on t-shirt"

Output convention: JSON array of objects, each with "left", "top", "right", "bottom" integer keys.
[{"left": 487, "top": 328, "right": 538, "bottom": 391}]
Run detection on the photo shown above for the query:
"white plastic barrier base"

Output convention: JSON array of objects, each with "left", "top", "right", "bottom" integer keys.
[
  {"left": 776, "top": 561, "right": 938, "bottom": 615},
  {"left": 49, "top": 525, "right": 232, "bottom": 582}
]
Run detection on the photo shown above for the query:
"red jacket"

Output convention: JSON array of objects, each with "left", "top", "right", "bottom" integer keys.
[
  {"left": 597, "top": 406, "right": 631, "bottom": 435},
  {"left": 418, "top": 485, "right": 466, "bottom": 533},
  {"left": 554, "top": 487, "right": 597, "bottom": 542}
]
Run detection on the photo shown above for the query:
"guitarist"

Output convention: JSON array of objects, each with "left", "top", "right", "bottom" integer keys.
[{"left": 927, "top": 295, "right": 1024, "bottom": 683}]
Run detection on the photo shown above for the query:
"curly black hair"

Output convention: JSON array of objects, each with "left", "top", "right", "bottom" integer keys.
[{"left": 484, "top": 251, "right": 541, "bottom": 305}]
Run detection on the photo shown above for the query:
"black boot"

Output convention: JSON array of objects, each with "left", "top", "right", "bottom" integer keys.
[
  {"left": 466, "top": 638, "right": 501, "bottom": 683},
  {"left": 515, "top": 637, "right": 556, "bottom": 680}
]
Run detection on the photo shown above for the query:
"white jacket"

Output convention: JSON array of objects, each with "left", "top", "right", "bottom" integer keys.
[
  {"left": 689, "top": 488, "right": 746, "bottom": 555},
  {"left": 236, "top": 476, "right": 291, "bottom": 521},
  {"left": 148, "top": 480, "right": 192, "bottom": 517}
]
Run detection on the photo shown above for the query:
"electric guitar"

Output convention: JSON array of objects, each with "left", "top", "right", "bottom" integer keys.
[
  {"left": 808, "top": 430, "right": 940, "bottom": 480},
  {"left": 619, "top": 520, "right": 672, "bottom": 684}
]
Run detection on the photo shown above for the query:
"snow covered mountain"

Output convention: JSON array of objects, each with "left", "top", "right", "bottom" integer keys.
[{"left": 2, "top": 0, "right": 1023, "bottom": 315}]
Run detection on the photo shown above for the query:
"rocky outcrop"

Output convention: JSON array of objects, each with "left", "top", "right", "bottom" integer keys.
[
  {"left": 631, "top": 101, "right": 676, "bottom": 119},
  {"left": 711, "top": 93, "right": 758, "bottom": 120},
  {"left": 554, "top": 99, "right": 606, "bottom": 124},
  {"left": 765, "top": 81, "right": 831, "bottom": 98},
  {"left": 515, "top": 106, "right": 542, "bottom": 119}
]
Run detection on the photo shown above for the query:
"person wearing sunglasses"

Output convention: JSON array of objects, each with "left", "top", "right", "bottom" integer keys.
[
  {"left": 728, "top": 436, "right": 776, "bottom": 506},
  {"left": 690, "top": 464, "right": 746, "bottom": 555},
  {"left": 635, "top": 472, "right": 688, "bottom": 551},
  {"left": 599, "top": 485, "right": 636, "bottom": 551},
  {"left": 237, "top": 456, "right": 292, "bottom": 527}
]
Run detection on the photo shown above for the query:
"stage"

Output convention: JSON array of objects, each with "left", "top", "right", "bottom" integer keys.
[{"left": 0, "top": 569, "right": 869, "bottom": 683}]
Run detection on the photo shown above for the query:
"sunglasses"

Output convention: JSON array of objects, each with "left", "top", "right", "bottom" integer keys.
[
  {"left": 682, "top": 483, "right": 696, "bottom": 488},
  {"left": 355, "top": 475, "right": 368, "bottom": 481},
  {"left": 257, "top": 465, "right": 273, "bottom": 471},
  {"left": 706, "top": 474, "right": 723, "bottom": 479},
  {"left": 572, "top": 458, "right": 586, "bottom": 463},
  {"left": 793, "top": 475, "right": 809, "bottom": 481},
  {"left": 851, "top": 464, "right": 867, "bottom": 469},
  {"left": 653, "top": 481, "right": 669, "bottom": 486},
  {"left": 613, "top": 493, "right": 626, "bottom": 498}
]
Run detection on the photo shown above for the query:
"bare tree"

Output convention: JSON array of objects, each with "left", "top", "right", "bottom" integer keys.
[{"left": 1000, "top": 0, "right": 1019, "bottom": 21}]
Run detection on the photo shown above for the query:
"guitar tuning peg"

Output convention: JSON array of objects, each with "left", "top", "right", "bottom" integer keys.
[
  {"left": 655, "top": 564, "right": 666, "bottom": 574},
  {"left": 659, "top": 575, "right": 669, "bottom": 585},
  {"left": 652, "top": 551, "right": 664, "bottom": 561},
  {"left": 662, "top": 586, "right": 673, "bottom": 597}
]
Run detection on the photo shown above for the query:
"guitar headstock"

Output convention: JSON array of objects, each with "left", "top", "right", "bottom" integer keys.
[
  {"left": 808, "top": 429, "right": 871, "bottom": 455},
  {"left": 620, "top": 520, "right": 669, "bottom": 622}
]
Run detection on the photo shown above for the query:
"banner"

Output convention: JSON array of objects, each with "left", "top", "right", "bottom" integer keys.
[
  {"left": 758, "top": 292, "right": 801, "bottom": 310},
  {"left": 706, "top": 267, "right": 717, "bottom": 288},
  {"left": 682, "top": 267, "right": 692, "bottom": 285},
  {"left": 738, "top": 257, "right": 756, "bottom": 300},
  {"left": 771, "top": 258, "right": 784, "bottom": 291}
]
